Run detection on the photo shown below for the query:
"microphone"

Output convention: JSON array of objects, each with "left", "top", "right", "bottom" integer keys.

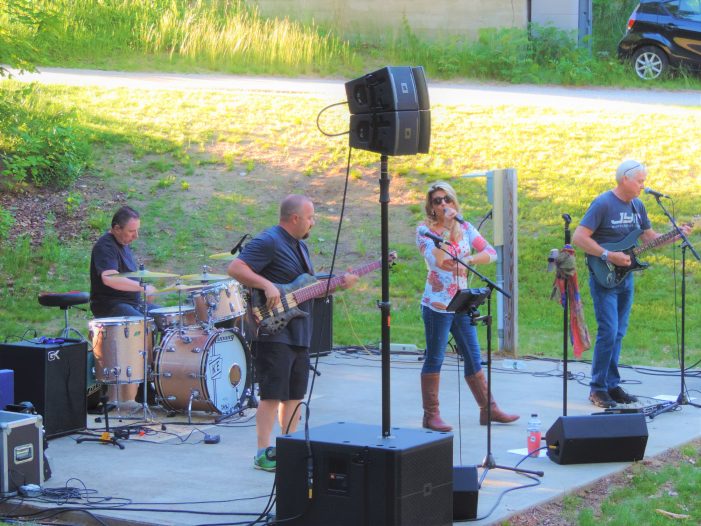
[
  {"left": 418, "top": 226, "right": 445, "bottom": 245},
  {"left": 230, "top": 233, "right": 250, "bottom": 255},
  {"left": 644, "top": 187, "right": 670, "bottom": 199},
  {"left": 444, "top": 208, "right": 465, "bottom": 224}
]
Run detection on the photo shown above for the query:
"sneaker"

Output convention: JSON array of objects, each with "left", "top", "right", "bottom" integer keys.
[
  {"left": 589, "top": 390, "right": 617, "bottom": 408},
  {"left": 608, "top": 386, "right": 638, "bottom": 404},
  {"left": 254, "top": 447, "right": 276, "bottom": 472}
]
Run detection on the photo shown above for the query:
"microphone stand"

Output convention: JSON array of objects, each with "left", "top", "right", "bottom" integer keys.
[
  {"left": 426, "top": 238, "right": 544, "bottom": 481},
  {"left": 561, "top": 213, "right": 571, "bottom": 416},
  {"left": 648, "top": 198, "right": 700, "bottom": 417}
]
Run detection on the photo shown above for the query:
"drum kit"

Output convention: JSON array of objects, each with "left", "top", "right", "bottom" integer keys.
[{"left": 88, "top": 260, "right": 254, "bottom": 423}]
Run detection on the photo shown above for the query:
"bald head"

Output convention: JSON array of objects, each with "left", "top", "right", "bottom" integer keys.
[{"left": 280, "top": 195, "right": 312, "bottom": 221}]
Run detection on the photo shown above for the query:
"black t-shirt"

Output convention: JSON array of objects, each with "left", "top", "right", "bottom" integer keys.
[
  {"left": 89, "top": 231, "right": 140, "bottom": 308},
  {"left": 238, "top": 225, "right": 314, "bottom": 346}
]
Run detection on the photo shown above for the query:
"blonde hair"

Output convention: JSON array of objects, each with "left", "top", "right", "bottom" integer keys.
[{"left": 424, "top": 181, "right": 463, "bottom": 241}]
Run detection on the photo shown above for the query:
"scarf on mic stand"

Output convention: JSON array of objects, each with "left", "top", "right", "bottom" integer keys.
[{"left": 550, "top": 246, "right": 591, "bottom": 358}]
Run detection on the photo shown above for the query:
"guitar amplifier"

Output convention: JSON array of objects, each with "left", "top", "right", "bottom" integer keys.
[{"left": 0, "top": 340, "right": 87, "bottom": 438}]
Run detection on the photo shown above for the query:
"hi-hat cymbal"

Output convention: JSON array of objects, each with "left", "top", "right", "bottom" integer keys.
[
  {"left": 179, "top": 272, "right": 229, "bottom": 282},
  {"left": 209, "top": 252, "right": 236, "bottom": 261},
  {"left": 115, "top": 269, "right": 178, "bottom": 279},
  {"left": 158, "top": 283, "right": 206, "bottom": 293}
]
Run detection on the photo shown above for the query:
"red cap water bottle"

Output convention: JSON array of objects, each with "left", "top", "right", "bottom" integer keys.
[{"left": 527, "top": 413, "right": 542, "bottom": 456}]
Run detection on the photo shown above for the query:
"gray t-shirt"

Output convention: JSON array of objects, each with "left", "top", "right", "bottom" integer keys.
[{"left": 579, "top": 190, "right": 651, "bottom": 245}]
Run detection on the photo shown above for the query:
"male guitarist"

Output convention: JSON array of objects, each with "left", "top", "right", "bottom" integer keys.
[
  {"left": 573, "top": 160, "right": 691, "bottom": 409},
  {"left": 228, "top": 194, "right": 358, "bottom": 472}
]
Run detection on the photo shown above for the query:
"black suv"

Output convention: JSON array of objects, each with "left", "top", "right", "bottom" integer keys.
[{"left": 618, "top": 0, "right": 701, "bottom": 79}]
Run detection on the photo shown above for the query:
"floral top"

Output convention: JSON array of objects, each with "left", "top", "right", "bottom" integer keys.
[{"left": 416, "top": 221, "right": 497, "bottom": 312}]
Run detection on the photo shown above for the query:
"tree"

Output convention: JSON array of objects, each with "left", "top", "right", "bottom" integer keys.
[{"left": 0, "top": 0, "right": 55, "bottom": 77}]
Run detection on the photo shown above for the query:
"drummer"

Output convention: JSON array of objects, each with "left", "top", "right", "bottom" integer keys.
[{"left": 89, "top": 205, "right": 160, "bottom": 317}]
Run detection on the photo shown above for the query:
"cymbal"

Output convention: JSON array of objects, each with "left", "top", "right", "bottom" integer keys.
[
  {"left": 209, "top": 252, "right": 236, "bottom": 261},
  {"left": 158, "top": 283, "right": 206, "bottom": 293},
  {"left": 115, "top": 269, "right": 178, "bottom": 279},
  {"left": 179, "top": 272, "right": 229, "bottom": 282}
]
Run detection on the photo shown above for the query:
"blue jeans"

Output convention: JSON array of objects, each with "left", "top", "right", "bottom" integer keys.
[
  {"left": 421, "top": 305, "right": 482, "bottom": 376},
  {"left": 588, "top": 273, "right": 634, "bottom": 392},
  {"left": 91, "top": 301, "right": 160, "bottom": 318}
]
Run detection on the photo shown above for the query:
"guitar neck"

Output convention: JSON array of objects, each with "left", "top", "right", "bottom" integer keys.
[
  {"left": 632, "top": 228, "right": 681, "bottom": 257},
  {"left": 292, "top": 260, "right": 382, "bottom": 304}
]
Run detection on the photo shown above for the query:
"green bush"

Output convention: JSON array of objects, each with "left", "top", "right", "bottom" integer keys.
[{"left": 0, "top": 84, "right": 90, "bottom": 189}]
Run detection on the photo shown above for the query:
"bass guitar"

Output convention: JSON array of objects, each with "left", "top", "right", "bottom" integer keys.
[
  {"left": 249, "top": 252, "right": 397, "bottom": 335},
  {"left": 586, "top": 219, "right": 695, "bottom": 288}
]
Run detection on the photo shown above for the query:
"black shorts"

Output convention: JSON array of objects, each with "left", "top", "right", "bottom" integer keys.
[{"left": 254, "top": 342, "right": 309, "bottom": 401}]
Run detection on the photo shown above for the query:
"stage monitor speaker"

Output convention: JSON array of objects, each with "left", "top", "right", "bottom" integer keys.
[
  {"left": 0, "top": 340, "right": 87, "bottom": 439},
  {"left": 545, "top": 413, "right": 648, "bottom": 465},
  {"left": 453, "top": 465, "right": 479, "bottom": 520},
  {"left": 276, "top": 422, "right": 453, "bottom": 526},
  {"left": 311, "top": 296, "right": 332, "bottom": 356},
  {"left": 345, "top": 66, "right": 429, "bottom": 114}
]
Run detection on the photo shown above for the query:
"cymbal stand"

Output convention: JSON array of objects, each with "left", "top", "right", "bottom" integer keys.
[
  {"left": 649, "top": 201, "right": 700, "bottom": 418},
  {"left": 427, "top": 239, "right": 543, "bottom": 482},
  {"left": 135, "top": 278, "right": 153, "bottom": 422}
]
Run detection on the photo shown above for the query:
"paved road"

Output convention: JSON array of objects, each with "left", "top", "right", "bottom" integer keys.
[{"left": 8, "top": 66, "right": 701, "bottom": 113}]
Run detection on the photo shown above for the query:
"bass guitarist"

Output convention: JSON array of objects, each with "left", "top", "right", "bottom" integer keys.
[
  {"left": 228, "top": 194, "right": 358, "bottom": 472},
  {"left": 573, "top": 160, "right": 691, "bottom": 409}
]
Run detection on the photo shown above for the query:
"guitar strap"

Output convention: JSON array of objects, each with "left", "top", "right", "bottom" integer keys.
[{"left": 296, "top": 241, "right": 313, "bottom": 274}]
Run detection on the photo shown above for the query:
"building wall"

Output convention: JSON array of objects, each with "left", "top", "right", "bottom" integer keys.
[
  {"left": 531, "top": 0, "right": 579, "bottom": 32},
  {"left": 252, "top": 0, "right": 529, "bottom": 40}
]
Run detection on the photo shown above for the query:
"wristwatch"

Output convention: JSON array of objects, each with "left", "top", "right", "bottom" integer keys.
[{"left": 600, "top": 249, "right": 609, "bottom": 262}]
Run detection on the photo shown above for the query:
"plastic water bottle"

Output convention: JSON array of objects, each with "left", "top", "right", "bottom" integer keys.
[{"left": 527, "top": 413, "right": 542, "bottom": 456}]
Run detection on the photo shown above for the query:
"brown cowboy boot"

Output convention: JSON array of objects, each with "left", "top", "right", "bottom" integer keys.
[
  {"left": 465, "top": 370, "right": 519, "bottom": 425},
  {"left": 421, "top": 373, "right": 452, "bottom": 432}
]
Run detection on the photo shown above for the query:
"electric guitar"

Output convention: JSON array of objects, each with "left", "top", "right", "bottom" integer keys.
[
  {"left": 586, "top": 219, "right": 695, "bottom": 288},
  {"left": 249, "top": 252, "right": 397, "bottom": 335}
]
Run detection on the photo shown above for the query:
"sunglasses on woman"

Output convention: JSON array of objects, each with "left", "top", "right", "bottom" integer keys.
[{"left": 432, "top": 195, "right": 453, "bottom": 205}]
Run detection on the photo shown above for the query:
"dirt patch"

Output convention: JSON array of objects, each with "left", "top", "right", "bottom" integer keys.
[
  {"left": 0, "top": 177, "right": 127, "bottom": 246},
  {"left": 504, "top": 440, "right": 699, "bottom": 525}
]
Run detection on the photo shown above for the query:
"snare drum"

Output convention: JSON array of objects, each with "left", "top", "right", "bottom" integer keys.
[
  {"left": 154, "top": 327, "right": 250, "bottom": 414},
  {"left": 190, "top": 280, "right": 246, "bottom": 325},
  {"left": 150, "top": 305, "right": 197, "bottom": 332},
  {"left": 89, "top": 316, "right": 154, "bottom": 384}
]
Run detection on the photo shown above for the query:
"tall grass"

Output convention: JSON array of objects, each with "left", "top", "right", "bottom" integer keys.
[
  {"left": 6, "top": 0, "right": 699, "bottom": 87},
  {"left": 27, "top": 0, "right": 355, "bottom": 74}
]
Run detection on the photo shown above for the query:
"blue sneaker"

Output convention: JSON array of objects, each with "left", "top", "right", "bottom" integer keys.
[{"left": 254, "top": 447, "right": 276, "bottom": 472}]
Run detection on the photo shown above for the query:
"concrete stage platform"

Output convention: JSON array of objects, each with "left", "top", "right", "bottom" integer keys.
[{"left": 2, "top": 350, "right": 699, "bottom": 525}]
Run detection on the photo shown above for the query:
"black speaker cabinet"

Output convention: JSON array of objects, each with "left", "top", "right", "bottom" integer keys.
[
  {"left": 453, "top": 465, "right": 479, "bottom": 520},
  {"left": 310, "top": 296, "right": 333, "bottom": 357},
  {"left": 276, "top": 422, "right": 453, "bottom": 526},
  {"left": 545, "top": 413, "right": 648, "bottom": 465},
  {"left": 345, "top": 66, "right": 428, "bottom": 114},
  {"left": 0, "top": 340, "right": 87, "bottom": 438}
]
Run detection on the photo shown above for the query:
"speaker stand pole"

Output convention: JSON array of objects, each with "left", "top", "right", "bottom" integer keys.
[{"left": 378, "top": 154, "right": 392, "bottom": 437}]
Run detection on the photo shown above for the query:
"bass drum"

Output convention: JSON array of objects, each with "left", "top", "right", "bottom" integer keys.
[{"left": 154, "top": 327, "right": 250, "bottom": 414}]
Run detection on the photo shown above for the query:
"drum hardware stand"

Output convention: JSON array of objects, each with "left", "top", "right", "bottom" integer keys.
[
  {"left": 77, "top": 387, "right": 126, "bottom": 449},
  {"left": 427, "top": 238, "right": 544, "bottom": 482},
  {"left": 648, "top": 199, "right": 700, "bottom": 418}
]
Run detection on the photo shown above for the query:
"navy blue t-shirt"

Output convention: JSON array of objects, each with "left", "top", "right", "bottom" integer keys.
[
  {"left": 238, "top": 225, "right": 314, "bottom": 346},
  {"left": 579, "top": 191, "right": 651, "bottom": 245},
  {"left": 90, "top": 231, "right": 140, "bottom": 309}
]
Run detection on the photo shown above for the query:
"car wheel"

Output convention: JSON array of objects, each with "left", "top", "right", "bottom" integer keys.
[{"left": 632, "top": 46, "right": 669, "bottom": 80}]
